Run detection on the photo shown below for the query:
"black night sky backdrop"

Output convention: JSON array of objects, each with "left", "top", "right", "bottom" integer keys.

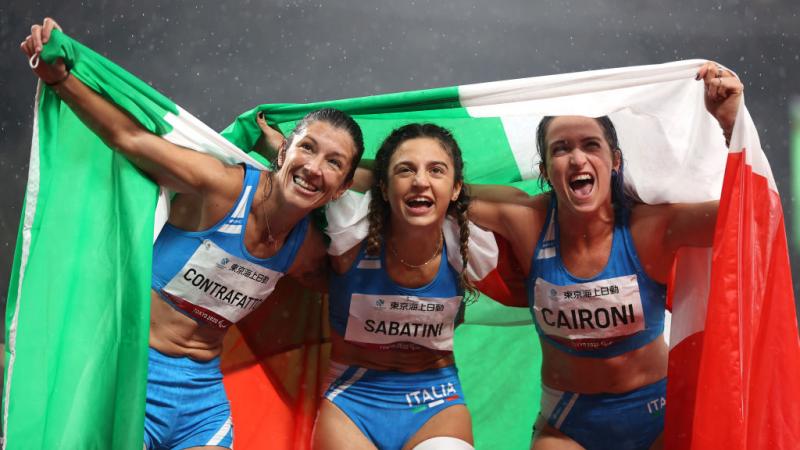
[{"left": 2, "top": 1, "right": 799, "bottom": 333}]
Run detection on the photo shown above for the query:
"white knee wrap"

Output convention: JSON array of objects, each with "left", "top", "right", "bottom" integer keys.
[{"left": 412, "top": 436, "right": 475, "bottom": 450}]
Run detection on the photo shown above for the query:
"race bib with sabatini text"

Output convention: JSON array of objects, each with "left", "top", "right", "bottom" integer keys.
[{"left": 344, "top": 293, "right": 462, "bottom": 352}]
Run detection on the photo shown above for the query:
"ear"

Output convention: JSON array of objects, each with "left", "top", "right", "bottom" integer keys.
[
  {"left": 451, "top": 180, "right": 463, "bottom": 202},
  {"left": 612, "top": 149, "right": 622, "bottom": 172},
  {"left": 380, "top": 181, "right": 388, "bottom": 201},
  {"left": 333, "top": 179, "right": 354, "bottom": 201},
  {"left": 539, "top": 161, "right": 549, "bottom": 184},
  {"left": 277, "top": 144, "right": 287, "bottom": 168}
]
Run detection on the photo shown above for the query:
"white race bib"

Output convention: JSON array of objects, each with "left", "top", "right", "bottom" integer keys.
[
  {"left": 344, "top": 294, "right": 462, "bottom": 351},
  {"left": 161, "top": 240, "right": 283, "bottom": 328},
  {"left": 533, "top": 275, "right": 645, "bottom": 348}
]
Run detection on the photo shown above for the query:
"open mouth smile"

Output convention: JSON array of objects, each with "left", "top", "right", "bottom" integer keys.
[
  {"left": 293, "top": 175, "right": 320, "bottom": 193},
  {"left": 404, "top": 196, "right": 434, "bottom": 214},
  {"left": 569, "top": 173, "right": 594, "bottom": 198}
]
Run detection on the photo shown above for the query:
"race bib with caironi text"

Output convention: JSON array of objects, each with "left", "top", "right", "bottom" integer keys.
[{"left": 532, "top": 275, "right": 645, "bottom": 351}]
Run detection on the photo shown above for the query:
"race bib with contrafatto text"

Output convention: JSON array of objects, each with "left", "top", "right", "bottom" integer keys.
[{"left": 160, "top": 239, "right": 283, "bottom": 328}]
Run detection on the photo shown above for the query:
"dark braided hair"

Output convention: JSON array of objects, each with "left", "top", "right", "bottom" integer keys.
[
  {"left": 535, "top": 116, "right": 631, "bottom": 222},
  {"left": 366, "top": 123, "right": 477, "bottom": 302}
]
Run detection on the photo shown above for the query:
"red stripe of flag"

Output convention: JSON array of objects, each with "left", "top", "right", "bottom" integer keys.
[{"left": 665, "top": 149, "right": 800, "bottom": 449}]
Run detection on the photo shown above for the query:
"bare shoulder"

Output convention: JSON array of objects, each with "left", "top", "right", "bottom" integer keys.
[
  {"left": 167, "top": 164, "right": 248, "bottom": 230},
  {"left": 628, "top": 203, "right": 674, "bottom": 284},
  {"left": 510, "top": 192, "right": 550, "bottom": 231},
  {"left": 529, "top": 192, "right": 550, "bottom": 213},
  {"left": 213, "top": 163, "right": 252, "bottom": 197},
  {"left": 629, "top": 200, "right": 718, "bottom": 283},
  {"left": 629, "top": 203, "right": 675, "bottom": 243}
]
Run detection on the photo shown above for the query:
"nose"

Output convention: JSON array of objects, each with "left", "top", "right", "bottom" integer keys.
[
  {"left": 304, "top": 154, "right": 324, "bottom": 176},
  {"left": 569, "top": 148, "right": 588, "bottom": 166},
  {"left": 411, "top": 171, "right": 431, "bottom": 188}
]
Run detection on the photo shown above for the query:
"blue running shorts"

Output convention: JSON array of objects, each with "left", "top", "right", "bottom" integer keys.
[
  {"left": 324, "top": 362, "right": 467, "bottom": 450},
  {"left": 144, "top": 348, "right": 233, "bottom": 450},
  {"left": 537, "top": 378, "right": 666, "bottom": 450}
]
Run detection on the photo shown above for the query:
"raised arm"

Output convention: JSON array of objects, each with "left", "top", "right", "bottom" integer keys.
[
  {"left": 660, "top": 61, "right": 742, "bottom": 251},
  {"left": 696, "top": 60, "right": 744, "bottom": 144},
  {"left": 253, "top": 111, "right": 287, "bottom": 162},
  {"left": 21, "top": 18, "right": 236, "bottom": 195},
  {"left": 632, "top": 61, "right": 743, "bottom": 283}
]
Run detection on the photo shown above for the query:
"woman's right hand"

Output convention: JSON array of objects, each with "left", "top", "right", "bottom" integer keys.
[{"left": 20, "top": 18, "right": 69, "bottom": 85}]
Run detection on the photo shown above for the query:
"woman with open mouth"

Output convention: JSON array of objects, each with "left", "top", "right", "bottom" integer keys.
[
  {"left": 21, "top": 18, "right": 365, "bottom": 450},
  {"left": 313, "top": 123, "right": 478, "bottom": 450},
  {"left": 466, "top": 62, "right": 743, "bottom": 450}
]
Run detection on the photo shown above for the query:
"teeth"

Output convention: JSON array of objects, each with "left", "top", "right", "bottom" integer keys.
[
  {"left": 406, "top": 196, "right": 433, "bottom": 206},
  {"left": 570, "top": 174, "right": 593, "bottom": 182},
  {"left": 293, "top": 176, "right": 318, "bottom": 192}
]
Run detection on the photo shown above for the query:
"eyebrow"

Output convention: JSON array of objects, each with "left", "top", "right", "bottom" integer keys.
[
  {"left": 395, "top": 159, "right": 450, "bottom": 166},
  {"left": 300, "top": 135, "right": 318, "bottom": 146},
  {"left": 549, "top": 135, "right": 602, "bottom": 147}
]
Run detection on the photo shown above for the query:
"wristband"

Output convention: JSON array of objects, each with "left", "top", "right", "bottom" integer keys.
[{"left": 45, "top": 68, "right": 71, "bottom": 87}]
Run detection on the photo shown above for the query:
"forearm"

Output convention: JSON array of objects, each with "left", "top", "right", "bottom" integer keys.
[
  {"left": 50, "top": 73, "right": 148, "bottom": 155},
  {"left": 252, "top": 134, "right": 280, "bottom": 161},
  {"left": 350, "top": 162, "right": 374, "bottom": 192}
]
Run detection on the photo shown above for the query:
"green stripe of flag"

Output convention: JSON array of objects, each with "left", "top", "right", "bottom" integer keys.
[{"left": 4, "top": 30, "right": 164, "bottom": 450}]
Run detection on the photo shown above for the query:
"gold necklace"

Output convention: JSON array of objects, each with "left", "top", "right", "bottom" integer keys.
[{"left": 389, "top": 233, "right": 443, "bottom": 269}]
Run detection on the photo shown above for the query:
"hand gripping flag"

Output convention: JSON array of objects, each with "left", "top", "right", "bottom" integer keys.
[{"left": 4, "top": 30, "right": 799, "bottom": 450}]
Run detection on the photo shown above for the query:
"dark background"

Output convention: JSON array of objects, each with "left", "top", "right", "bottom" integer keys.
[{"left": 2, "top": 1, "right": 799, "bottom": 333}]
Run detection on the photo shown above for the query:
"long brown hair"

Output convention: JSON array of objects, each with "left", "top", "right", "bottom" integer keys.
[{"left": 366, "top": 123, "right": 477, "bottom": 302}]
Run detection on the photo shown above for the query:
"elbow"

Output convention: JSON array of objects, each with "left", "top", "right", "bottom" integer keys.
[{"left": 106, "top": 127, "right": 149, "bottom": 158}]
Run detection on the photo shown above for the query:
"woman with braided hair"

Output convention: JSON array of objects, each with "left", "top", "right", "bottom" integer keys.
[{"left": 313, "top": 123, "right": 477, "bottom": 450}]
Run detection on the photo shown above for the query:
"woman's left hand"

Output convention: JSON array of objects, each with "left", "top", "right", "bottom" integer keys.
[
  {"left": 256, "top": 111, "right": 286, "bottom": 153},
  {"left": 697, "top": 61, "right": 744, "bottom": 139}
]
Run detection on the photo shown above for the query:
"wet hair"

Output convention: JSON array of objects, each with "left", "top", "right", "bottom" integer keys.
[
  {"left": 535, "top": 116, "right": 631, "bottom": 220},
  {"left": 278, "top": 108, "right": 365, "bottom": 182},
  {"left": 261, "top": 108, "right": 364, "bottom": 229},
  {"left": 366, "top": 123, "right": 477, "bottom": 302}
]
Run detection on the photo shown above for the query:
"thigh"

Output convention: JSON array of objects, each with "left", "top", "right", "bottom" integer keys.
[
  {"left": 403, "top": 404, "right": 473, "bottom": 450},
  {"left": 531, "top": 414, "right": 585, "bottom": 450},
  {"left": 313, "top": 399, "right": 377, "bottom": 450}
]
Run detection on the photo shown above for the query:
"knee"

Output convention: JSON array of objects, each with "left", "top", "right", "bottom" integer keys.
[{"left": 412, "top": 436, "right": 475, "bottom": 450}]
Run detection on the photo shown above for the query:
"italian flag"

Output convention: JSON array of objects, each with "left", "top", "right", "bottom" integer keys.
[{"left": 4, "top": 30, "right": 798, "bottom": 450}]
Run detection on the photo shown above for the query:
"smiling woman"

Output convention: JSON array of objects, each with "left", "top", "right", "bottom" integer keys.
[
  {"left": 466, "top": 61, "right": 743, "bottom": 450},
  {"left": 20, "top": 17, "right": 365, "bottom": 450},
  {"left": 314, "top": 124, "right": 476, "bottom": 450}
]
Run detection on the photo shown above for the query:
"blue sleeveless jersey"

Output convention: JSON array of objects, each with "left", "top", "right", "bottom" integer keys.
[
  {"left": 528, "top": 197, "right": 666, "bottom": 358},
  {"left": 329, "top": 243, "right": 464, "bottom": 352},
  {"left": 151, "top": 164, "right": 309, "bottom": 329}
]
